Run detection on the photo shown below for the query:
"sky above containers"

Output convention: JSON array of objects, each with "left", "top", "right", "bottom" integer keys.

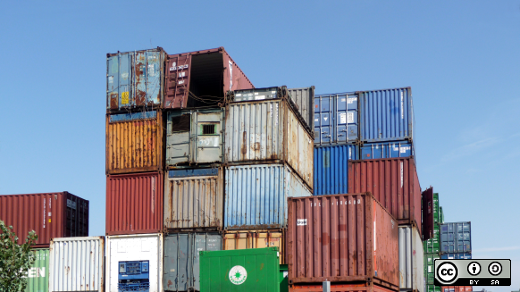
[{"left": 0, "top": 2, "right": 519, "bottom": 290}]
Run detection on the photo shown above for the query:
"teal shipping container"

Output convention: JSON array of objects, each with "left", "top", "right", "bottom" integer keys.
[
  {"left": 199, "top": 247, "right": 282, "bottom": 292},
  {"left": 25, "top": 248, "right": 49, "bottom": 292}
]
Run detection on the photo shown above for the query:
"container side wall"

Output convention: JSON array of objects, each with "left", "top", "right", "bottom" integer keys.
[
  {"left": 25, "top": 248, "right": 50, "bottom": 292},
  {"left": 313, "top": 145, "right": 358, "bottom": 196},
  {"left": 360, "top": 141, "right": 413, "bottom": 160},
  {"left": 288, "top": 87, "right": 315, "bottom": 131},
  {"left": 399, "top": 225, "right": 424, "bottom": 291},
  {"left": 289, "top": 283, "right": 399, "bottom": 292}
]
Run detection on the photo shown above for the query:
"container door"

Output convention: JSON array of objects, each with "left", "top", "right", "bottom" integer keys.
[
  {"left": 194, "top": 111, "right": 223, "bottom": 163},
  {"left": 135, "top": 50, "right": 162, "bottom": 107},
  {"left": 166, "top": 113, "right": 191, "bottom": 166},
  {"left": 107, "top": 55, "right": 120, "bottom": 110},
  {"left": 164, "top": 234, "right": 189, "bottom": 291},
  {"left": 165, "top": 55, "right": 191, "bottom": 109},
  {"left": 315, "top": 97, "right": 332, "bottom": 144},
  {"left": 422, "top": 187, "right": 434, "bottom": 241},
  {"left": 192, "top": 234, "right": 222, "bottom": 291},
  {"left": 346, "top": 94, "right": 359, "bottom": 141},
  {"left": 107, "top": 53, "right": 133, "bottom": 110},
  {"left": 336, "top": 94, "right": 349, "bottom": 143}
]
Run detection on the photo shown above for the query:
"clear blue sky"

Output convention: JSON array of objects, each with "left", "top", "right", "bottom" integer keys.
[{"left": 1, "top": 1, "right": 519, "bottom": 290}]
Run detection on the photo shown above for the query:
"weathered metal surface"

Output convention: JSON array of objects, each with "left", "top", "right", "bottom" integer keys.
[
  {"left": 359, "top": 87, "right": 413, "bottom": 143},
  {"left": 288, "top": 87, "right": 315, "bottom": 132},
  {"left": 166, "top": 108, "right": 224, "bottom": 167},
  {"left": 287, "top": 193, "right": 399, "bottom": 287},
  {"left": 348, "top": 157, "right": 422, "bottom": 235},
  {"left": 164, "top": 47, "right": 254, "bottom": 109},
  {"left": 106, "top": 172, "right": 164, "bottom": 235},
  {"left": 425, "top": 253, "right": 440, "bottom": 285},
  {"left": 0, "top": 192, "right": 89, "bottom": 247},
  {"left": 25, "top": 248, "right": 49, "bottom": 292},
  {"left": 163, "top": 233, "right": 221, "bottom": 292},
  {"left": 107, "top": 47, "right": 166, "bottom": 111},
  {"left": 289, "top": 282, "right": 399, "bottom": 292},
  {"left": 224, "top": 164, "right": 312, "bottom": 230},
  {"left": 164, "top": 168, "right": 223, "bottom": 230},
  {"left": 440, "top": 222, "right": 471, "bottom": 254},
  {"left": 422, "top": 187, "right": 434, "bottom": 241},
  {"left": 441, "top": 287, "right": 472, "bottom": 292},
  {"left": 398, "top": 224, "right": 424, "bottom": 292},
  {"left": 106, "top": 110, "right": 164, "bottom": 174},
  {"left": 106, "top": 234, "right": 163, "bottom": 292},
  {"left": 314, "top": 92, "right": 359, "bottom": 146},
  {"left": 49, "top": 237, "right": 104, "bottom": 292},
  {"left": 314, "top": 145, "right": 359, "bottom": 196},
  {"left": 223, "top": 230, "right": 286, "bottom": 264},
  {"left": 224, "top": 99, "right": 314, "bottom": 189},
  {"left": 360, "top": 141, "right": 413, "bottom": 160}
]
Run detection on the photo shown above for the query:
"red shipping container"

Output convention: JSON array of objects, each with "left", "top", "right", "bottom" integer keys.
[
  {"left": 290, "top": 281, "right": 398, "bottom": 292},
  {"left": 0, "top": 192, "right": 89, "bottom": 247},
  {"left": 106, "top": 172, "right": 163, "bottom": 235},
  {"left": 348, "top": 157, "right": 422, "bottom": 235},
  {"left": 442, "top": 287, "right": 473, "bottom": 292},
  {"left": 287, "top": 193, "right": 399, "bottom": 290}
]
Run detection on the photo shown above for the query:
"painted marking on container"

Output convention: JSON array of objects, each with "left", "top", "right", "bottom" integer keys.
[
  {"left": 121, "top": 92, "right": 129, "bottom": 105},
  {"left": 347, "top": 97, "right": 357, "bottom": 104},
  {"left": 400, "top": 147, "right": 410, "bottom": 154},
  {"left": 400, "top": 161, "right": 404, "bottom": 188},
  {"left": 108, "top": 76, "right": 114, "bottom": 83},
  {"left": 255, "top": 95, "right": 266, "bottom": 100},
  {"left": 148, "top": 64, "right": 155, "bottom": 76},
  {"left": 229, "top": 265, "right": 247, "bottom": 285},
  {"left": 178, "top": 71, "right": 186, "bottom": 78},
  {"left": 323, "top": 117, "right": 328, "bottom": 121},
  {"left": 339, "top": 113, "right": 347, "bottom": 124},
  {"left": 121, "top": 73, "right": 129, "bottom": 79},
  {"left": 401, "top": 91, "right": 404, "bottom": 119},
  {"left": 178, "top": 80, "right": 185, "bottom": 85},
  {"left": 297, "top": 219, "right": 307, "bottom": 226},
  {"left": 229, "top": 61, "right": 233, "bottom": 90},
  {"left": 347, "top": 112, "right": 354, "bottom": 124},
  {"left": 43, "top": 199, "right": 46, "bottom": 229},
  {"left": 67, "top": 199, "right": 77, "bottom": 210}
]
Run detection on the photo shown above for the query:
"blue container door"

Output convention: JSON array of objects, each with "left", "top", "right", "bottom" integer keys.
[
  {"left": 135, "top": 50, "right": 162, "bottom": 107},
  {"left": 107, "top": 53, "right": 133, "bottom": 110},
  {"left": 314, "top": 93, "right": 359, "bottom": 146},
  {"left": 314, "top": 97, "right": 332, "bottom": 144},
  {"left": 313, "top": 145, "right": 358, "bottom": 195},
  {"left": 360, "top": 141, "right": 413, "bottom": 159},
  {"left": 336, "top": 93, "right": 358, "bottom": 143}
]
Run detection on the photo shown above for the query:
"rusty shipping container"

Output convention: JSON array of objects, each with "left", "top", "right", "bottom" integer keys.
[
  {"left": 287, "top": 193, "right": 399, "bottom": 289},
  {"left": 164, "top": 47, "right": 253, "bottom": 109},
  {"left": 164, "top": 168, "right": 223, "bottom": 231},
  {"left": 290, "top": 282, "right": 399, "bottom": 292},
  {"left": 106, "top": 110, "right": 164, "bottom": 174},
  {"left": 442, "top": 287, "right": 472, "bottom": 292},
  {"left": 348, "top": 157, "right": 422, "bottom": 235},
  {"left": 0, "top": 192, "right": 88, "bottom": 247},
  {"left": 224, "top": 98, "right": 314, "bottom": 189},
  {"left": 223, "top": 229, "right": 286, "bottom": 264},
  {"left": 106, "top": 172, "right": 163, "bottom": 235}
]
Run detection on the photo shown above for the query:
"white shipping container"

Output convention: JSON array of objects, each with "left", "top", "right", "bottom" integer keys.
[
  {"left": 49, "top": 236, "right": 104, "bottom": 292},
  {"left": 106, "top": 233, "right": 163, "bottom": 292},
  {"left": 399, "top": 224, "right": 424, "bottom": 292}
]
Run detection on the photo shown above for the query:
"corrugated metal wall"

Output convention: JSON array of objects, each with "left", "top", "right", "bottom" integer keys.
[
  {"left": 440, "top": 222, "right": 472, "bottom": 254},
  {"left": 360, "top": 141, "right": 413, "bottom": 160},
  {"left": 25, "top": 248, "right": 49, "bottom": 292},
  {"left": 49, "top": 237, "right": 104, "bottom": 292},
  {"left": 222, "top": 230, "right": 286, "bottom": 264},
  {"left": 314, "top": 145, "right": 358, "bottom": 195},
  {"left": 398, "top": 225, "right": 424, "bottom": 291},
  {"left": 288, "top": 87, "right": 315, "bottom": 132}
]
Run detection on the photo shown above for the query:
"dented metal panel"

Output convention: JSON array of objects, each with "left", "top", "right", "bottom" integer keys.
[
  {"left": 223, "top": 230, "right": 286, "bottom": 264},
  {"left": 164, "top": 47, "right": 254, "bottom": 109},
  {"left": 106, "top": 48, "right": 166, "bottom": 111},
  {"left": 224, "top": 164, "right": 312, "bottom": 230},
  {"left": 224, "top": 99, "right": 314, "bottom": 189},
  {"left": 106, "top": 110, "right": 164, "bottom": 174},
  {"left": 164, "top": 168, "right": 223, "bottom": 230},
  {"left": 287, "top": 193, "right": 399, "bottom": 288},
  {"left": 399, "top": 225, "right": 424, "bottom": 292},
  {"left": 49, "top": 237, "right": 104, "bottom": 292}
]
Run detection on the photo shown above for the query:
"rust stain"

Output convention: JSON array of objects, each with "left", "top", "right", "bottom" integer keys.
[
  {"left": 241, "top": 131, "right": 247, "bottom": 155},
  {"left": 253, "top": 142, "right": 261, "bottom": 151},
  {"left": 260, "top": 262, "right": 264, "bottom": 270},
  {"left": 168, "top": 280, "right": 173, "bottom": 287}
]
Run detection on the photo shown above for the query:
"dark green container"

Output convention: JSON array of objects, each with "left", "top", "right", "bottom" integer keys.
[
  {"left": 423, "top": 224, "right": 440, "bottom": 253},
  {"left": 440, "top": 206, "right": 444, "bottom": 224},
  {"left": 25, "top": 248, "right": 49, "bottom": 292},
  {"left": 426, "top": 284, "right": 442, "bottom": 292},
  {"left": 424, "top": 253, "right": 439, "bottom": 285},
  {"left": 200, "top": 247, "right": 281, "bottom": 292},
  {"left": 279, "top": 265, "right": 288, "bottom": 292}
]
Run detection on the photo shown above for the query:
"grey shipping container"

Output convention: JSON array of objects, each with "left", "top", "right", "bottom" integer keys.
[
  {"left": 164, "top": 168, "right": 224, "bottom": 230},
  {"left": 163, "top": 233, "right": 222, "bottom": 292},
  {"left": 224, "top": 98, "right": 314, "bottom": 189},
  {"left": 288, "top": 87, "right": 315, "bottom": 131},
  {"left": 399, "top": 224, "right": 424, "bottom": 292},
  {"left": 440, "top": 222, "right": 471, "bottom": 254},
  {"left": 166, "top": 108, "right": 224, "bottom": 167}
]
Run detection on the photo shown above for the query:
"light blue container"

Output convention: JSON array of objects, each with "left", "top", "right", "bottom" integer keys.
[
  {"left": 359, "top": 87, "right": 413, "bottom": 143},
  {"left": 440, "top": 253, "right": 471, "bottom": 260},
  {"left": 108, "top": 110, "right": 157, "bottom": 123},
  {"left": 314, "top": 93, "right": 359, "bottom": 146},
  {"left": 314, "top": 145, "right": 358, "bottom": 195},
  {"left": 224, "top": 164, "right": 311, "bottom": 230},
  {"left": 360, "top": 141, "right": 413, "bottom": 160},
  {"left": 440, "top": 222, "right": 471, "bottom": 254}
]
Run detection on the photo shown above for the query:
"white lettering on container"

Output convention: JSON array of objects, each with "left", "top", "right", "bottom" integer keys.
[
  {"left": 347, "top": 112, "right": 354, "bottom": 124},
  {"left": 347, "top": 97, "right": 357, "bottom": 104},
  {"left": 339, "top": 113, "right": 347, "bottom": 124},
  {"left": 400, "top": 161, "right": 404, "bottom": 188},
  {"left": 297, "top": 219, "right": 307, "bottom": 226},
  {"left": 401, "top": 92, "right": 404, "bottom": 119}
]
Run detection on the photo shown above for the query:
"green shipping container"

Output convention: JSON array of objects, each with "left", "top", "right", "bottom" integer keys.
[
  {"left": 25, "top": 248, "right": 49, "bottom": 292},
  {"left": 423, "top": 225, "right": 440, "bottom": 253},
  {"left": 426, "top": 284, "right": 442, "bottom": 292},
  {"left": 200, "top": 247, "right": 281, "bottom": 292},
  {"left": 424, "top": 253, "right": 439, "bottom": 285},
  {"left": 440, "top": 206, "right": 444, "bottom": 224}
]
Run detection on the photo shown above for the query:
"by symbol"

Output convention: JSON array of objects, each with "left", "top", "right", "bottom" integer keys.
[{"left": 467, "top": 262, "right": 481, "bottom": 276}]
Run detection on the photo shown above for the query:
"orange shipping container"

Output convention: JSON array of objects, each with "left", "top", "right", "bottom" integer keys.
[
  {"left": 290, "top": 282, "right": 398, "bottom": 292},
  {"left": 223, "top": 229, "right": 286, "bottom": 264},
  {"left": 442, "top": 287, "right": 473, "bottom": 292},
  {"left": 106, "top": 110, "right": 164, "bottom": 174}
]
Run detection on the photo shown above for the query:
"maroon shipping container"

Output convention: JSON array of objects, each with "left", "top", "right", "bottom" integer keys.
[
  {"left": 164, "top": 47, "right": 254, "bottom": 109},
  {"left": 106, "top": 172, "right": 163, "bottom": 235},
  {"left": 290, "top": 282, "right": 398, "bottom": 292},
  {"left": 0, "top": 192, "right": 89, "bottom": 247},
  {"left": 348, "top": 157, "right": 422, "bottom": 235},
  {"left": 287, "top": 193, "right": 399, "bottom": 290}
]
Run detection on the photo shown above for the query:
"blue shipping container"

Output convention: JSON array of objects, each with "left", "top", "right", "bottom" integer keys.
[
  {"left": 440, "top": 222, "right": 471, "bottom": 254},
  {"left": 359, "top": 87, "right": 413, "bottom": 143},
  {"left": 360, "top": 141, "right": 413, "bottom": 160},
  {"left": 314, "top": 93, "right": 359, "bottom": 146},
  {"left": 224, "top": 164, "right": 311, "bottom": 230},
  {"left": 108, "top": 111, "right": 157, "bottom": 123},
  {"left": 440, "top": 253, "right": 472, "bottom": 260},
  {"left": 314, "top": 145, "right": 358, "bottom": 196}
]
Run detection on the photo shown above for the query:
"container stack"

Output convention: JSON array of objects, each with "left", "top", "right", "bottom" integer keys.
[{"left": 423, "top": 191, "right": 445, "bottom": 292}]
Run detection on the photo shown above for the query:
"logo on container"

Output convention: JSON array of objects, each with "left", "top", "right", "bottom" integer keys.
[{"left": 229, "top": 265, "right": 247, "bottom": 285}]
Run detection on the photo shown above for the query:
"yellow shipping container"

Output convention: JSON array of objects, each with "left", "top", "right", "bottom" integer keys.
[{"left": 223, "top": 229, "right": 286, "bottom": 264}]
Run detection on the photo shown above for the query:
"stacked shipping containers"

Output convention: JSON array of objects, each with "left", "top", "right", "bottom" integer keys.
[{"left": 423, "top": 191, "right": 444, "bottom": 292}]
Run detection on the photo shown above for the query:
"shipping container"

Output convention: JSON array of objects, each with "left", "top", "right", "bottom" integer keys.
[
  {"left": 24, "top": 248, "right": 49, "bottom": 292},
  {"left": 360, "top": 141, "right": 413, "bottom": 160},
  {"left": 424, "top": 253, "right": 439, "bottom": 285},
  {"left": 289, "top": 282, "right": 399, "bottom": 292},
  {"left": 164, "top": 47, "right": 253, "bottom": 109},
  {"left": 440, "top": 253, "right": 471, "bottom": 260},
  {"left": 422, "top": 187, "right": 434, "bottom": 241},
  {"left": 164, "top": 168, "right": 223, "bottom": 230},
  {"left": 348, "top": 157, "right": 422, "bottom": 235},
  {"left": 287, "top": 193, "right": 399, "bottom": 289},
  {"left": 166, "top": 108, "right": 224, "bottom": 167},
  {"left": 223, "top": 229, "right": 286, "bottom": 264},
  {"left": 106, "top": 172, "right": 164, "bottom": 235},
  {"left": 49, "top": 237, "right": 104, "bottom": 292},
  {"left": 199, "top": 247, "right": 281, "bottom": 292},
  {"left": 107, "top": 47, "right": 166, "bottom": 111},
  {"left": 426, "top": 285, "right": 441, "bottom": 292},
  {"left": 440, "top": 222, "right": 471, "bottom": 254},
  {"left": 163, "top": 233, "right": 221, "bottom": 292},
  {"left": 313, "top": 145, "right": 358, "bottom": 196},
  {"left": 0, "top": 192, "right": 89, "bottom": 247},
  {"left": 399, "top": 225, "right": 424, "bottom": 292},
  {"left": 225, "top": 164, "right": 312, "bottom": 230},
  {"left": 314, "top": 92, "right": 359, "bottom": 146},
  {"left": 423, "top": 225, "right": 440, "bottom": 253},
  {"left": 106, "top": 110, "right": 164, "bottom": 174},
  {"left": 441, "top": 287, "right": 472, "bottom": 292},
  {"left": 106, "top": 233, "right": 163, "bottom": 292},
  {"left": 359, "top": 87, "right": 413, "bottom": 143},
  {"left": 440, "top": 206, "right": 444, "bottom": 224},
  {"left": 288, "top": 87, "right": 315, "bottom": 131},
  {"left": 225, "top": 99, "right": 314, "bottom": 189}
]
